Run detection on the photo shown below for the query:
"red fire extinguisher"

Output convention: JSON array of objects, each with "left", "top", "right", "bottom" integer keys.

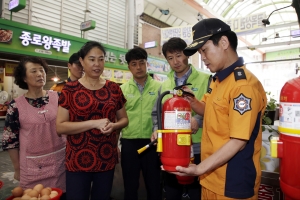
[
  {"left": 138, "top": 84, "right": 195, "bottom": 184},
  {"left": 271, "top": 77, "right": 300, "bottom": 200}
]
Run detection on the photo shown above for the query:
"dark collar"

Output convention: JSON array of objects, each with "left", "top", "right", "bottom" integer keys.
[
  {"left": 67, "top": 77, "right": 72, "bottom": 82},
  {"left": 213, "top": 57, "right": 244, "bottom": 82}
]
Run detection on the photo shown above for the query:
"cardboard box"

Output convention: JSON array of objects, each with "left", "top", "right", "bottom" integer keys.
[{"left": 259, "top": 171, "right": 284, "bottom": 200}]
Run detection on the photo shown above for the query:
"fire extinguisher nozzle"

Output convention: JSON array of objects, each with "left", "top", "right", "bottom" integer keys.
[
  {"left": 137, "top": 139, "right": 158, "bottom": 154},
  {"left": 137, "top": 146, "right": 148, "bottom": 154}
]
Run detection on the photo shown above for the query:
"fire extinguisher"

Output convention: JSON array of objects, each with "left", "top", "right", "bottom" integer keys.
[
  {"left": 270, "top": 77, "right": 300, "bottom": 200},
  {"left": 138, "top": 83, "right": 195, "bottom": 184}
]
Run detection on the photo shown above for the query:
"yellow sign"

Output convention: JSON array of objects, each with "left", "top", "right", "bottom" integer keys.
[{"left": 5, "top": 62, "right": 18, "bottom": 76}]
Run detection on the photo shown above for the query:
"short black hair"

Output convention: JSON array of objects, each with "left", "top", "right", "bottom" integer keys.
[
  {"left": 78, "top": 41, "right": 106, "bottom": 59},
  {"left": 162, "top": 37, "right": 187, "bottom": 58},
  {"left": 69, "top": 52, "right": 80, "bottom": 64},
  {"left": 14, "top": 56, "right": 48, "bottom": 90},
  {"left": 125, "top": 47, "right": 148, "bottom": 63},
  {"left": 209, "top": 30, "right": 238, "bottom": 52}
]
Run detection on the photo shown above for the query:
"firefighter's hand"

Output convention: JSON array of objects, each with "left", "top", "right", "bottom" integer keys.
[
  {"left": 151, "top": 131, "right": 158, "bottom": 143},
  {"left": 191, "top": 117, "right": 199, "bottom": 134},
  {"left": 182, "top": 87, "right": 196, "bottom": 103},
  {"left": 162, "top": 164, "right": 200, "bottom": 177},
  {"left": 182, "top": 86, "right": 195, "bottom": 96}
]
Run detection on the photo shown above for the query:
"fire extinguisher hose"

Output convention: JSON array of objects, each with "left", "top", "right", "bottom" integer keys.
[{"left": 137, "top": 90, "right": 171, "bottom": 154}]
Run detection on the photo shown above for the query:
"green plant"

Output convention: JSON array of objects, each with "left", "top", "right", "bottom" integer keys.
[
  {"left": 265, "top": 92, "right": 277, "bottom": 111},
  {"left": 262, "top": 92, "right": 279, "bottom": 133}
]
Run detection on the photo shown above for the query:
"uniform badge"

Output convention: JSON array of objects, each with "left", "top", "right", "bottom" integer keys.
[{"left": 233, "top": 93, "right": 251, "bottom": 115}]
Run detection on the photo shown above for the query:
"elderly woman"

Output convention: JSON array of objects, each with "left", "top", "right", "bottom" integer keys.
[
  {"left": 1, "top": 56, "right": 66, "bottom": 192},
  {"left": 56, "top": 41, "right": 128, "bottom": 200}
]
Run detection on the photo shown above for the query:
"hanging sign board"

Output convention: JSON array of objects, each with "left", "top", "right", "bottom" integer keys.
[
  {"left": 0, "top": 18, "right": 129, "bottom": 68},
  {"left": 144, "top": 41, "right": 157, "bottom": 49},
  {"left": 291, "top": 29, "right": 300, "bottom": 38},
  {"left": 225, "top": 12, "right": 266, "bottom": 36},
  {"left": 8, "top": 0, "right": 26, "bottom": 12},
  {"left": 161, "top": 25, "right": 193, "bottom": 46},
  {"left": 80, "top": 20, "right": 96, "bottom": 31}
]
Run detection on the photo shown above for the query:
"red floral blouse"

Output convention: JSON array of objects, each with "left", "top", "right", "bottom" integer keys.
[{"left": 59, "top": 80, "right": 126, "bottom": 172}]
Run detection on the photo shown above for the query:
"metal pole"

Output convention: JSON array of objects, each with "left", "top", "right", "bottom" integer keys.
[
  {"left": 127, "top": 0, "right": 134, "bottom": 49},
  {"left": 83, "top": 0, "right": 90, "bottom": 39},
  {"left": 28, "top": 0, "right": 32, "bottom": 25}
]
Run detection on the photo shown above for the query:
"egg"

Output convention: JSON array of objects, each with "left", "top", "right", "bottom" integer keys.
[
  {"left": 49, "top": 192, "right": 58, "bottom": 198},
  {"left": 40, "top": 188, "right": 51, "bottom": 196},
  {"left": 28, "top": 189, "right": 39, "bottom": 198},
  {"left": 21, "top": 194, "right": 31, "bottom": 199},
  {"left": 45, "top": 187, "right": 52, "bottom": 192},
  {"left": 33, "top": 184, "right": 44, "bottom": 193},
  {"left": 50, "top": 190, "right": 58, "bottom": 195},
  {"left": 11, "top": 186, "right": 23, "bottom": 197},
  {"left": 23, "top": 188, "right": 32, "bottom": 194},
  {"left": 29, "top": 197, "right": 38, "bottom": 200},
  {"left": 40, "top": 194, "right": 51, "bottom": 200}
]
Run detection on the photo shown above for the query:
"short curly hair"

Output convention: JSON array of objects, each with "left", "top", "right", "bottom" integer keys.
[{"left": 14, "top": 56, "right": 48, "bottom": 89}]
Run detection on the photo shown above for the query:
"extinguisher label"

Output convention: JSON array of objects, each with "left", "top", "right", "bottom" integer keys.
[
  {"left": 164, "top": 111, "right": 191, "bottom": 129},
  {"left": 279, "top": 102, "right": 300, "bottom": 129},
  {"left": 177, "top": 134, "right": 191, "bottom": 146}
]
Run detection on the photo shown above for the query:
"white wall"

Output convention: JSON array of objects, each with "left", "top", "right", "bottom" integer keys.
[
  {"left": 2, "top": 70, "right": 26, "bottom": 101},
  {"left": 246, "top": 61, "right": 299, "bottom": 102},
  {"left": 2, "top": 0, "right": 127, "bottom": 48}
]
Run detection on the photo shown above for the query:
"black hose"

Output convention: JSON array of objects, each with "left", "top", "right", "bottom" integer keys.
[{"left": 157, "top": 91, "right": 171, "bottom": 130}]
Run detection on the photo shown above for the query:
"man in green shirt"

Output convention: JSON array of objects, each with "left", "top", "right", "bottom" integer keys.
[
  {"left": 151, "top": 37, "right": 210, "bottom": 200},
  {"left": 120, "top": 47, "right": 162, "bottom": 200}
]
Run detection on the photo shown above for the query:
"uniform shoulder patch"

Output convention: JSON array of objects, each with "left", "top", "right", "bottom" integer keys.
[
  {"left": 234, "top": 68, "right": 246, "bottom": 81},
  {"left": 233, "top": 93, "right": 252, "bottom": 115}
]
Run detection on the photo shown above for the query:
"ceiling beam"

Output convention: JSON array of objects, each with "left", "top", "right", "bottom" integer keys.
[
  {"left": 183, "top": 0, "right": 264, "bottom": 54},
  {"left": 183, "top": 0, "right": 215, "bottom": 18}
]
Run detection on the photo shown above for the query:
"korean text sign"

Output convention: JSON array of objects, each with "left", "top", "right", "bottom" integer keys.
[
  {"left": 225, "top": 12, "right": 266, "bottom": 36},
  {"left": 161, "top": 25, "right": 193, "bottom": 46}
]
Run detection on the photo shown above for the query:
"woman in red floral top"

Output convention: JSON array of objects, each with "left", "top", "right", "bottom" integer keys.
[{"left": 56, "top": 41, "right": 128, "bottom": 200}]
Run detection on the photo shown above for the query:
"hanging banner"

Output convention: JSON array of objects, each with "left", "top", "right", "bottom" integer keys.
[
  {"left": 161, "top": 25, "right": 193, "bottom": 46},
  {"left": 265, "top": 48, "right": 300, "bottom": 61},
  {"left": 225, "top": 12, "right": 266, "bottom": 36}
]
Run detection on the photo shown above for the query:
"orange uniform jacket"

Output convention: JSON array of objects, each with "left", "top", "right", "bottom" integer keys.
[{"left": 200, "top": 57, "right": 267, "bottom": 198}]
